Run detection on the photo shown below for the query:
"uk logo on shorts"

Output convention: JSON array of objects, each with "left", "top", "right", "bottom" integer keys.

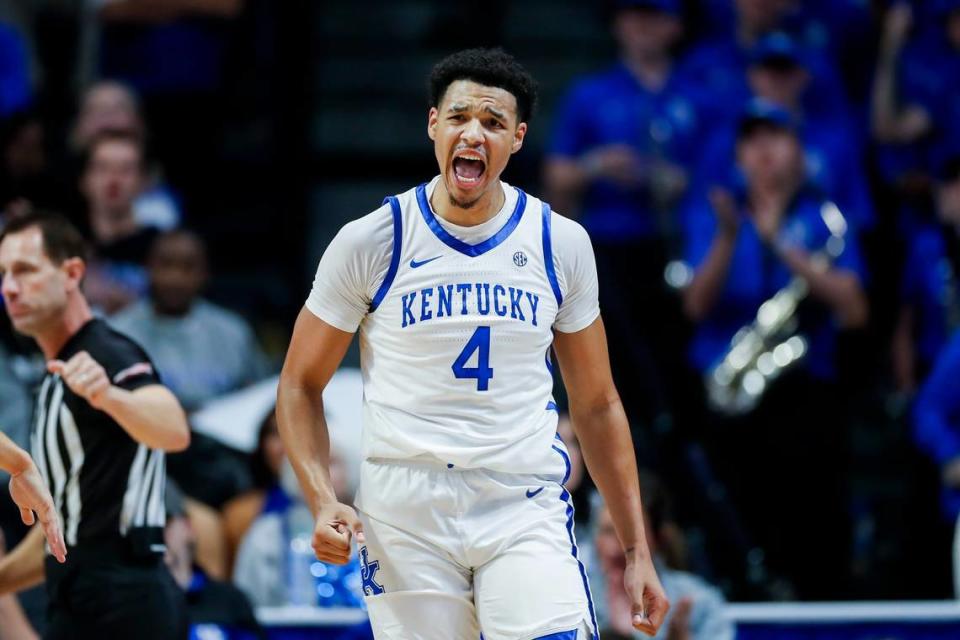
[{"left": 360, "top": 546, "right": 385, "bottom": 596}]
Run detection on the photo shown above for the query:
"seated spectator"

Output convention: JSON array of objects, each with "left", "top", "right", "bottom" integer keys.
[
  {"left": 914, "top": 330, "right": 960, "bottom": 521},
  {"left": 590, "top": 473, "right": 733, "bottom": 640},
  {"left": 110, "top": 228, "right": 270, "bottom": 412},
  {"left": 680, "top": 101, "right": 868, "bottom": 599},
  {"left": 0, "top": 111, "right": 73, "bottom": 216},
  {"left": 79, "top": 130, "right": 160, "bottom": 314},
  {"left": 111, "top": 228, "right": 270, "bottom": 509},
  {"left": 695, "top": 32, "right": 873, "bottom": 229},
  {"left": 70, "top": 81, "right": 181, "bottom": 230},
  {"left": 680, "top": 0, "right": 848, "bottom": 118},
  {"left": 95, "top": 0, "right": 244, "bottom": 224},
  {"left": 233, "top": 453, "right": 364, "bottom": 610},
  {"left": 544, "top": 0, "right": 710, "bottom": 429},
  {"left": 222, "top": 410, "right": 285, "bottom": 575},
  {"left": 893, "top": 157, "right": 960, "bottom": 393},
  {"left": 165, "top": 482, "right": 265, "bottom": 640}
]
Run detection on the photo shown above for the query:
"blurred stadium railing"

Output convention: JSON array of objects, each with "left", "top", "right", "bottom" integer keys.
[{"left": 257, "top": 601, "right": 960, "bottom": 639}]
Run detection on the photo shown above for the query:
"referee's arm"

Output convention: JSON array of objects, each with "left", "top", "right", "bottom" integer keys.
[
  {"left": 93, "top": 385, "right": 190, "bottom": 452},
  {"left": 48, "top": 353, "right": 190, "bottom": 452}
]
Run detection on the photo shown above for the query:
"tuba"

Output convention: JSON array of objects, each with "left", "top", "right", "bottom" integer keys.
[{"left": 705, "top": 201, "right": 848, "bottom": 416}]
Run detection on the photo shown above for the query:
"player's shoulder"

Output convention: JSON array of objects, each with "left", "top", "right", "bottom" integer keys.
[
  {"left": 323, "top": 201, "right": 399, "bottom": 267},
  {"left": 546, "top": 208, "right": 592, "bottom": 253},
  {"left": 337, "top": 201, "right": 395, "bottom": 243}
]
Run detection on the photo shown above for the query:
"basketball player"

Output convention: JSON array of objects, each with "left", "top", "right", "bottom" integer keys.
[
  {"left": 0, "top": 431, "right": 67, "bottom": 562},
  {"left": 0, "top": 212, "right": 190, "bottom": 638},
  {"left": 278, "top": 48, "right": 668, "bottom": 639}
]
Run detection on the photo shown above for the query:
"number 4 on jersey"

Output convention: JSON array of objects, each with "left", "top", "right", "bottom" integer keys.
[{"left": 452, "top": 326, "right": 494, "bottom": 391}]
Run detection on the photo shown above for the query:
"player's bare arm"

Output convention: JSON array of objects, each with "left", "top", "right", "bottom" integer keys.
[
  {"left": 0, "top": 433, "right": 67, "bottom": 563},
  {"left": 47, "top": 352, "right": 190, "bottom": 452},
  {"left": 0, "top": 527, "right": 45, "bottom": 595},
  {"left": 277, "top": 308, "right": 364, "bottom": 565},
  {"left": 553, "top": 316, "right": 669, "bottom": 637}
]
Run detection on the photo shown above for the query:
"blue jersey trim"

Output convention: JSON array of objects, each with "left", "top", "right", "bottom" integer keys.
[
  {"left": 535, "top": 631, "right": 579, "bottom": 640},
  {"left": 369, "top": 196, "right": 403, "bottom": 312},
  {"left": 552, "top": 443, "right": 572, "bottom": 485},
  {"left": 414, "top": 183, "right": 527, "bottom": 257},
  {"left": 541, "top": 202, "right": 563, "bottom": 306},
  {"left": 546, "top": 401, "right": 559, "bottom": 412},
  {"left": 552, "top": 444, "right": 599, "bottom": 640}
]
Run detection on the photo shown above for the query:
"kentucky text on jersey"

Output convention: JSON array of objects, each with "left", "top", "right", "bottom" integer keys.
[{"left": 400, "top": 282, "right": 541, "bottom": 328}]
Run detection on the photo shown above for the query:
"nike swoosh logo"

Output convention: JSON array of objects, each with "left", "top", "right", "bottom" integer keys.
[
  {"left": 410, "top": 256, "right": 442, "bottom": 269},
  {"left": 525, "top": 487, "right": 545, "bottom": 499}
]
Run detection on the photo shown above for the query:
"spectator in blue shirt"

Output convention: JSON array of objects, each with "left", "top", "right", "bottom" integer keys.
[
  {"left": 694, "top": 33, "right": 873, "bottom": 230},
  {"left": 544, "top": 0, "right": 710, "bottom": 431},
  {"left": 681, "top": 102, "right": 868, "bottom": 599},
  {"left": 679, "top": 0, "right": 848, "bottom": 119},
  {"left": 0, "top": 22, "right": 31, "bottom": 118},
  {"left": 683, "top": 102, "right": 868, "bottom": 379},
  {"left": 893, "top": 157, "right": 960, "bottom": 392},
  {"left": 914, "top": 330, "right": 960, "bottom": 521},
  {"left": 872, "top": 2, "right": 960, "bottom": 193},
  {"left": 545, "top": 0, "right": 706, "bottom": 242}
]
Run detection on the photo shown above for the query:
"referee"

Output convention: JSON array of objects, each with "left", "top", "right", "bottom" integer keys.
[{"left": 0, "top": 212, "right": 191, "bottom": 638}]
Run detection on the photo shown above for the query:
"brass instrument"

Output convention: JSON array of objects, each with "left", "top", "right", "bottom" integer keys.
[{"left": 705, "top": 201, "right": 848, "bottom": 416}]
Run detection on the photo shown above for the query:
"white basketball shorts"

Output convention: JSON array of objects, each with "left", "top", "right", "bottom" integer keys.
[{"left": 353, "top": 443, "right": 598, "bottom": 640}]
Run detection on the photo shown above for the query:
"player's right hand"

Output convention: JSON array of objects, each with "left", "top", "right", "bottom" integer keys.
[
  {"left": 312, "top": 501, "right": 365, "bottom": 565},
  {"left": 9, "top": 462, "right": 67, "bottom": 563}
]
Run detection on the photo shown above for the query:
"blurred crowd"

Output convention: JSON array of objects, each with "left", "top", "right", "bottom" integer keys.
[{"left": 1, "top": 0, "right": 960, "bottom": 638}]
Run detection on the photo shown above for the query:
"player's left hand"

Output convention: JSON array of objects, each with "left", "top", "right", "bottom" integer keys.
[
  {"left": 9, "top": 462, "right": 67, "bottom": 563},
  {"left": 48, "top": 351, "right": 111, "bottom": 410},
  {"left": 624, "top": 550, "right": 669, "bottom": 636}
]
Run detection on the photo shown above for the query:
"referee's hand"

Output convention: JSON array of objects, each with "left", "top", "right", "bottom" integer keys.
[
  {"left": 312, "top": 501, "right": 364, "bottom": 565},
  {"left": 47, "top": 351, "right": 111, "bottom": 409},
  {"left": 9, "top": 462, "right": 67, "bottom": 563}
]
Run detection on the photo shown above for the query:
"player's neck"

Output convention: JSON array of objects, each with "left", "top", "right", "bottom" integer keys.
[
  {"left": 431, "top": 179, "right": 505, "bottom": 227},
  {"left": 36, "top": 294, "right": 93, "bottom": 360}
]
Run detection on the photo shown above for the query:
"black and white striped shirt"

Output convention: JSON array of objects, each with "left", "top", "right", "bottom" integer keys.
[{"left": 31, "top": 319, "right": 166, "bottom": 554}]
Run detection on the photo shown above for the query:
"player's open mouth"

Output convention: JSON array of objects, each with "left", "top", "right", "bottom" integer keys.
[{"left": 452, "top": 153, "right": 486, "bottom": 188}]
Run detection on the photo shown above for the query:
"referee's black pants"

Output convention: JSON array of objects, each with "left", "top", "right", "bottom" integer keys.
[{"left": 44, "top": 545, "right": 188, "bottom": 639}]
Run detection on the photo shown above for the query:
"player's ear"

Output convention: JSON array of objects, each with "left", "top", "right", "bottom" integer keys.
[
  {"left": 511, "top": 122, "right": 527, "bottom": 154},
  {"left": 61, "top": 257, "right": 85, "bottom": 292},
  {"left": 427, "top": 107, "right": 439, "bottom": 141}
]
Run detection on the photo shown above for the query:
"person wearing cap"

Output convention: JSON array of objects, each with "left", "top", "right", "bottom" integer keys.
[
  {"left": 692, "top": 31, "right": 873, "bottom": 231},
  {"left": 545, "top": 0, "right": 713, "bottom": 434},
  {"left": 679, "top": 0, "right": 847, "bottom": 116},
  {"left": 680, "top": 100, "right": 868, "bottom": 599}
]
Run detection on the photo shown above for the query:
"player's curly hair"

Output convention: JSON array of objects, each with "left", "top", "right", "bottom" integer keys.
[{"left": 429, "top": 48, "right": 539, "bottom": 124}]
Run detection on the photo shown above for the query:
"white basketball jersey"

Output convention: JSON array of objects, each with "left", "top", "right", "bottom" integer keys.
[{"left": 307, "top": 178, "right": 599, "bottom": 475}]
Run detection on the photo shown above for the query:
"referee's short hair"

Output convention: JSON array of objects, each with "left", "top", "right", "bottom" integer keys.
[{"left": 0, "top": 211, "right": 89, "bottom": 264}]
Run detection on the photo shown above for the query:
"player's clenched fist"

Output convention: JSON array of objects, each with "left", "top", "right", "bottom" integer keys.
[
  {"left": 626, "top": 551, "right": 670, "bottom": 637},
  {"left": 312, "top": 502, "right": 365, "bottom": 565},
  {"left": 47, "top": 351, "right": 110, "bottom": 409}
]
